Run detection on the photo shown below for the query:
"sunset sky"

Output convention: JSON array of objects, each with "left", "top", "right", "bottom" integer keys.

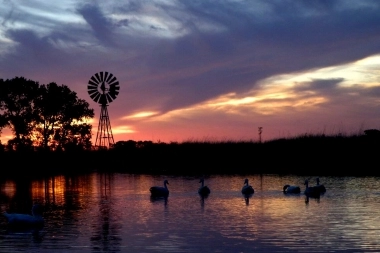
[{"left": 1, "top": 0, "right": 380, "bottom": 144}]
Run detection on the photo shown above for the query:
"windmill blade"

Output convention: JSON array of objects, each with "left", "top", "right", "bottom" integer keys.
[
  {"left": 89, "top": 91, "right": 98, "bottom": 100},
  {"left": 108, "top": 90, "right": 117, "bottom": 100},
  {"left": 108, "top": 85, "right": 119, "bottom": 99},
  {"left": 87, "top": 84, "right": 98, "bottom": 91},
  {"left": 106, "top": 93, "right": 114, "bottom": 103},
  {"left": 106, "top": 74, "right": 114, "bottom": 83},
  {"left": 104, "top": 72, "right": 110, "bottom": 82},
  {"left": 88, "top": 90, "right": 98, "bottom": 97},
  {"left": 92, "top": 92, "right": 101, "bottom": 103},
  {"left": 88, "top": 80, "right": 99, "bottom": 87},
  {"left": 109, "top": 77, "right": 117, "bottom": 85},
  {"left": 94, "top": 73, "right": 101, "bottom": 83},
  {"left": 100, "top": 72, "right": 104, "bottom": 82}
]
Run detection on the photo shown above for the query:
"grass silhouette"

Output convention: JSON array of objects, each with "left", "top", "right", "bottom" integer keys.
[{"left": 1, "top": 131, "right": 379, "bottom": 177}]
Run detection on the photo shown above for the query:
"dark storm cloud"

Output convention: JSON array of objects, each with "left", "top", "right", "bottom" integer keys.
[
  {"left": 1, "top": 27, "right": 88, "bottom": 78},
  {"left": 1, "top": 0, "right": 380, "bottom": 118},
  {"left": 4, "top": 29, "right": 58, "bottom": 69},
  {"left": 77, "top": 3, "right": 116, "bottom": 46}
]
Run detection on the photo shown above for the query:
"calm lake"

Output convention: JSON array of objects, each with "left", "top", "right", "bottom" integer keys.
[{"left": 1, "top": 173, "right": 380, "bottom": 253}]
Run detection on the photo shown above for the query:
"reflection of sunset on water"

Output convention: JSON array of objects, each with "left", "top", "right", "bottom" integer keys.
[
  {"left": 1, "top": 174, "right": 380, "bottom": 252},
  {"left": 2, "top": 181, "right": 16, "bottom": 199},
  {"left": 0, "top": 175, "right": 101, "bottom": 209}
]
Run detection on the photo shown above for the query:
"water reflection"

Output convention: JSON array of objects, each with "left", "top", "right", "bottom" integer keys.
[
  {"left": 150, "top": 196, "right": 168, "bottom": 206},
  {"left": 305, "top": 195, "right": 321, "bottom": 204},
  {"left": 243, "top": 194, "right": 253, "bottom": 205},
  {"left": 91, "top": 173, "right": 122, "bottom": 252},
  {"left": 199, "top": 194, "right": 210, "bottom": 209},
  {"left": 0, "top": 173, "right": 380, "bottom": 252}
]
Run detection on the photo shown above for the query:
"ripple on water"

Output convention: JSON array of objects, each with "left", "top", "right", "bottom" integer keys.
[{"left": 1, "top": 173, "right": 380, "bottom": 252}]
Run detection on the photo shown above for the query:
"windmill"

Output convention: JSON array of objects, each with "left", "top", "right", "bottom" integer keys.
[{"left": 87, "top": 71, "right": 120, "bottom": 149}]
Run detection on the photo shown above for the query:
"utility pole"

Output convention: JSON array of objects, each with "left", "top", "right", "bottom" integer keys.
[{"left": 258, "top": 127, "right": 263, "bottom": 143}]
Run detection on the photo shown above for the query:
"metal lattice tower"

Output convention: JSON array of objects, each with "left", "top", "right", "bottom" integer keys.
[{"left": 95, "top": 104, "right": 114, "bottom": 148}]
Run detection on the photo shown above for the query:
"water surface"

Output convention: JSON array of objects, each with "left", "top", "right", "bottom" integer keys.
[{"left": 1, "top": 173, "right": 380, "bottom": 252}]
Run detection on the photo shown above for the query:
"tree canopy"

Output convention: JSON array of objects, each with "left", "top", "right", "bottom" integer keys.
[{"left": 0, "top": 77, "right": 94, "bottom": 151}]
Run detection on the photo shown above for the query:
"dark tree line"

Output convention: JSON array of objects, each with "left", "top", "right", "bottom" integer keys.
[{"left": 0, "top": 77, "right": 94, "bottom": 151}]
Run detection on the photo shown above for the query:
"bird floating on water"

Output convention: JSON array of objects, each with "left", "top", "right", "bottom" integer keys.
[
  {"left": 283, "top": 184, "right": 301, "bottom": 194},
  {"left": 198, "top": 178, "right": 211, "bottom": 196},
  {"left": 304, "top": 179, "right": 321, "bottom": 198},
  {"left": 315, "top": 178, "right": 326, "bottom": 193},
  {"left": 241, "top": 178, "right": 254, "bottom": 195},
  {"left": 150, "top": 179, "right": 169, "bottom": 198},
  {"left": 3, "top": 204, "right": 44, "bottom": 230}
]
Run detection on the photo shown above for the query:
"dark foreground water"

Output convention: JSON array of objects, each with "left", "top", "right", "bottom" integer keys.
[{"left": 0, "top": 173, "right": 380, "bottom": 253}]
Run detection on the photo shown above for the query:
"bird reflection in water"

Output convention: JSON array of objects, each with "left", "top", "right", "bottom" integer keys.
[
  {"left": 305, "top": 195, "right": 320, "bottom": 204},
  {"left": 3, "top": 203, "right": 44, "bottom": 234},
  {"left": 150, "top": 196, "right": 168, "bottom": 206},
  {"left": 199, "top": 194, "right": 210, "bottom": 208},
  {"left": 304, "top": 179, "right": 321, "bottom": 204},
  {"left": 244, "top": 194, "right": 253, "bottom": 205}
]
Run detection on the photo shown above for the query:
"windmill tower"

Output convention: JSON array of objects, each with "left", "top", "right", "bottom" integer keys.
[{"left": 87, "top": 71, "right": 120, "bottom": 149}]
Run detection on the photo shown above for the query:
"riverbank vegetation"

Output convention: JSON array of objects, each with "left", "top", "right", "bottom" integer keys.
[{"left": 1, "top": 130, "right": 379, "bottom": 177}]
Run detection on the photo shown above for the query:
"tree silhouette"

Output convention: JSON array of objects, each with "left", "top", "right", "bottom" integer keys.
[
  {"left": 0, "top": 111, "right": 7, "bottom": 134},
  {"left": 0, "top": 77, "right": 94, "bottom": 151},
  {"left": 34, "top": 82, "right": 94, "bottom": 150},
  {"left": 35, "top": 82, "right": 94, "bottom": 151},
  {"left": 0, "top": 77, "right": 39, "bottom": 150}
]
